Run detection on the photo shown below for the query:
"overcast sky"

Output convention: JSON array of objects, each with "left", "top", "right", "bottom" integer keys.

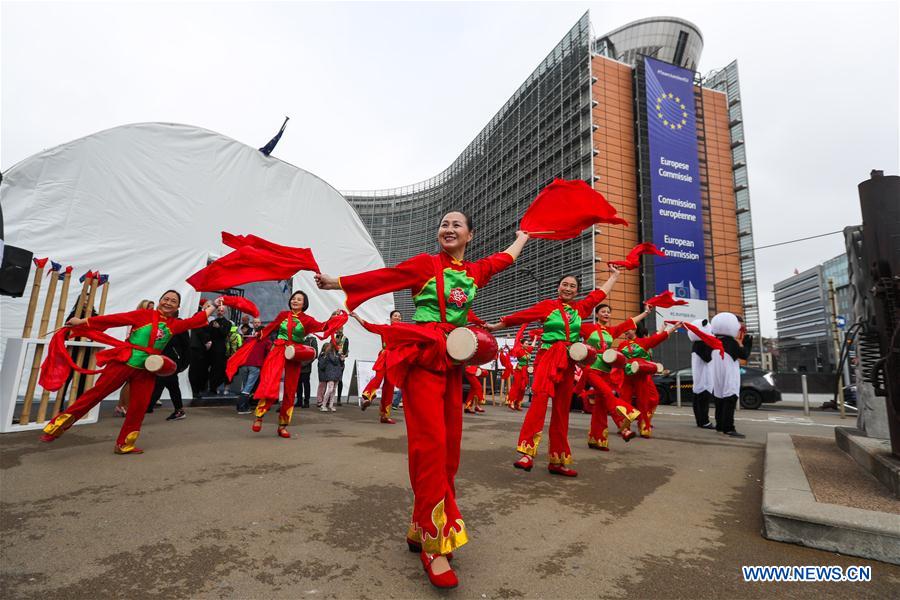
[{"left": 2, "top": 0, "right": 898, "bottom": 336}]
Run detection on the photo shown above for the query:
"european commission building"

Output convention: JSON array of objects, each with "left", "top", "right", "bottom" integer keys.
[{"left": 345, "top": 13, "right": 759, "bottom": 368}]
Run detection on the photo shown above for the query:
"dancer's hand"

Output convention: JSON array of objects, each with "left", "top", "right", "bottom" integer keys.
[
  {"left": 484, "top": 322, "right": 503, "bottom": 332},
  {"left": 315, "top": 273, "right": 340, "bottom": 290},
  {"left": 66, "top": 317, "right": 86, "bottom": 327}
]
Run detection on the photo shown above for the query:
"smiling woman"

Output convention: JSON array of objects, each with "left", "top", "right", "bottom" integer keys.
[{"left": 314, "top": 212, "right": 528, "bottom": 589}]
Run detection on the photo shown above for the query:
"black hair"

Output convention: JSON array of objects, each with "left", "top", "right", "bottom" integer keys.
[
  {"left": 160, "top": 289, "right": 182, "bottom": 305},
  {"left": 636, "top": 325, "right": 648, "bottom": 337},
  {"left": 442, "top": 211, "right": 473, "bottom": 231},
  {"left": 595, "top": 303, "right": 611, "bottom": 313},
  {"left": 389, "top": 310, "right": 402, "bottom": 319},
  {"left": 557, "top": 274, "right": 581, "bottom": 290},
  {"left": 289, "top": 290, "right": 310, "bottom": 312}
]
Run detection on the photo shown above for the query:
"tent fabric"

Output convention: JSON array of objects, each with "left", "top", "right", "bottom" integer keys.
[{"left": 0, "top": 122, "right": 392, "bottom": 392}]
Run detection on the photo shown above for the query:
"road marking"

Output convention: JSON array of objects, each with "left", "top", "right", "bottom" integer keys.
[{"left": 654, "top": 410, "right": 837, "bottom": 428}]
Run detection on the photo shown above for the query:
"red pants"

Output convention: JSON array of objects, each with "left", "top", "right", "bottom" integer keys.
[
  {"left": 620, "top": 374, "right": 658, "bottom": 436},
  {"left": 507, "top": 367, "right": 527, "bottom": 409},
  {"left": 516, "top": 349, "right": 574, "bottom": 465},
  {"left": 463, "top": 372, "right": 483, "bottom": 410},
  {"left": 581, "top": 369, "right": 640, "bottom": 447},
  {"left": 402, "top": 363, "right": 468, "bottom": 555},
  {"left": 43, "top": 361, "right": 155, "bottom": 449},
  {"left": 255, "top": 348, "right": 301, "bottom": 426},
  {"left": 363, "top": 369, "right": 395, "bottom": 419}
]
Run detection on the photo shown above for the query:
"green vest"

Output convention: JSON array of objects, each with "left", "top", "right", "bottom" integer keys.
[
  {"left": 278, "top": 316, "right": 306, "bottom": 342},
  {"left": 126, "top": 321, "right": 172, "bottom": 369},
  {"left": 413, "top": 268, "right": 478, "bottom": 326},
  {"left": 585, "top": 327, "right": 614, "bottom": 372},
  {"left": 621, "top": 341, "right": 652, "bottom": 360},
  {"left": 541, "top": 304, "right": 581, "bottom": 344}
]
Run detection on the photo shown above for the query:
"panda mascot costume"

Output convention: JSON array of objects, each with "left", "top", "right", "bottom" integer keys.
[
  {"left": 688, "top": 318, "right": 715, "bottom": 429},
  {"left": 709, "top": 312, "right": 753, "bottom": 438}
]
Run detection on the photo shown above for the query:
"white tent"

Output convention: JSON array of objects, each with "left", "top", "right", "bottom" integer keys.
[{"left": 0, "top": 122, "right": 391, "bottom": 397}]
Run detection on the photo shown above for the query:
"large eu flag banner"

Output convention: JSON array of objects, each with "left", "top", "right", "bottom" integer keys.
[{"left": 644, "top": 56, "right": 706, "bottom": 301}]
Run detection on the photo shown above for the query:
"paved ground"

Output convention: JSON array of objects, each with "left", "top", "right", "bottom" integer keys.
[{"left": 2, "top": 398, "right": 898, "bottom": 599}]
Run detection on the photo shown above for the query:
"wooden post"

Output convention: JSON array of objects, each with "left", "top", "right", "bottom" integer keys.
[
  {"left": 19, "top": 263, "right": 60, "bottom": 424},
  {"left": 38, "top": 267, "right": 72, "bottom": 422},
  {"left": 22, "top": 258, "right": 48, "bottom": 338},
  {"left": 68, "top": 272, "right": 99, "bottom": 407},
  {"left": 83, "top": 275, "right": 109, "bottom": 390},
  {"left": 52, "top": 271, "right": 91, "bottom": 416}
]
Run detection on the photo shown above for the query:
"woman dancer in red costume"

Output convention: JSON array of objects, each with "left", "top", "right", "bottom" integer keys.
[
  {"left": 463, "top": 365, "right": 486, "bottom": 414},
  {"left": 231, "top": 291, "right": 341, "bottom": 438},
  {"left": 316, "top": 212, "right": 528, "bottom": 589},
  {"left": 617, "top": 323, "right": 679, "bottom": 437},
  {"left": 40, "top": 291, "right": 219, "bottom": 454},
  {"left": 577, "top": 303, "right": 651, "bottom": 450},
  {"left": 355, "top": 309, "right": 402, "bottom": 424},
  {"left": 486, "top": 266, "right": 622, "bottom": 477}
]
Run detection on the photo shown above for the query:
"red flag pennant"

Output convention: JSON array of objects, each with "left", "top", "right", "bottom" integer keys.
[
  {"left": 33, "top": 257, "right": 49, "bottom": 269},
  {"left": 519, "top": 179, "right": 628, "bottom": 240},
  {"left": 646, "top": 290, "right": 689, "bottom": 308},
  {"left": 667, "top": 320, "right": 724, "bottom": 358},
  {"left": 608, "top": 242, "right": 665, "bottom": 270},
  {"left": 220, "top": 295, "right": 260, "bottom": 318}
]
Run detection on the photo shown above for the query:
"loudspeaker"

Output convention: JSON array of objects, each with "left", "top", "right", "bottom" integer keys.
[{"left": 0, "top": 244, "right": 33, "bottom": 297}]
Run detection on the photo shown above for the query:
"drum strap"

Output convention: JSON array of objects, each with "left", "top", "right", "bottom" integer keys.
[
  {"left": 557, "top": 300, "right": 571, "bottom": 342},
  {"left": 432, "top": 255, "right": 448, "bottom": 323}
]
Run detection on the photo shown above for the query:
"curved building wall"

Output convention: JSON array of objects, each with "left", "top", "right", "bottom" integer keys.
[
  {"left": 347, "top": 13, "right": 596, "bottom": 322},
  {"left": 594, "top": 17, "right": 704, "bottom": 71}
]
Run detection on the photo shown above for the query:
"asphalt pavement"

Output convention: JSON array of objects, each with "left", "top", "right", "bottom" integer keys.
[{"left": 2, "top": 398, "right": 897, "bottom": 599}]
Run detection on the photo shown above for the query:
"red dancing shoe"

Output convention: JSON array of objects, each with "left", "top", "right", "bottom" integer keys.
[
  {"left": 548, "top": 464, "right": 578, "bottom": 477},
  {"left": 620, "top": 429, "right": 636, "bottom": 442},
  {"left": 251, "top": 418, "right": 263, "bottom": 433},
  {"left": 464, "top": 407, "right": 476, "bottom": 414},
  {"left": 360, "top": 394, "right": 373, "bottom": 411},
  {"left": 114, "top": 444, "right": 144, "bottom": 455},
  {"left": 277, "top": 427, "right": 291, "bottom": 438},
  {"left": 420, "top": 552, "right": 458, "bottom": 589},
  {"left": 513, "top": 455, "right": 534, "bottom": 472},
  {"left": 588, "top": 442, "right": 610, "bottom": 452},
  {"left": 39, "top": 433, "right": 57, "bottom": 443},
  {"left": 474, "top": 405, "right": 485, "bottom": 413},
  {"left": 380, "top": 417, "right": 396, "bottom": 424}
]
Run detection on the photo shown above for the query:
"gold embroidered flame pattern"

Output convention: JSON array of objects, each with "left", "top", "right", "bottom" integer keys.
[
  {"left": 548, "top": 451, "right": 573, "bottom": 465},
  {"left": 117, "top": 431, "right": 140, "bottom": 453},
  {"left": 42, "top": 413, "right": 73, "bottom": 438},
  {"left": 516, "top": 431, "right": 542, "bottom": 457},
  {"left": 411, "top": 499, "right": 468, "bottom": 555}
]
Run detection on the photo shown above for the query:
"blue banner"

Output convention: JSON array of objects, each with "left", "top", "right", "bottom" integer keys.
[{"left": 644, "top": 57, "right": 706, "bottom": 300}]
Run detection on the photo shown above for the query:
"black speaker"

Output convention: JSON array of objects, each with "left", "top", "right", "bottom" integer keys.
[{"left": 0, "top": 244, "right": 34, "bottom": 297}]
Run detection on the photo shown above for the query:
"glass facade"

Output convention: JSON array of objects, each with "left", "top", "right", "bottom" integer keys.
[
  {"left": 346, "top": 13, "right": 595, "bottom": 321},
  {"left": 705, "top": 61, "right": 762, "bottom": 344}
]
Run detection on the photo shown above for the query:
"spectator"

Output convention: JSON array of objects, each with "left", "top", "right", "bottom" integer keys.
[
  {"left": 188, "top": 301, "right": 212, "bottom": 399},
  {"left": 296, "top": 333, "right": 319, "bottom": 408},
  {"left": 207, "top": 305, "right": 232, "bottom": 395},
  {"left": 146, "top": 310, "right": 190, "bottom": 420},
  {"left": 226, "top": 323, "right": 243, "bottom": 357},
  {"left": 316, "top": 343, "right": 330, "bottom": 409},
  {"left": 115, "top": 299, "right": 155, "bottom": 416},
  {"left": 319, "top": 342, "right": 343, "bottom": 412},
  {"left": 236, "top": 329, "right": 273, "bottom": 414},
  {"left": 331, "top": 312, "right": 350, "bottom": 403}
]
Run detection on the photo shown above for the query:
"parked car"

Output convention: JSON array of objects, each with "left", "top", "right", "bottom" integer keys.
[{"left": 652, "top": 367, "right": 782, "bottom": 409}]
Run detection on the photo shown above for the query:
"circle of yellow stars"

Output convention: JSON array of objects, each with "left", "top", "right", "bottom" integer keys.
[{"left": 655, "top": 92, "right": 688, "bottom": 130}]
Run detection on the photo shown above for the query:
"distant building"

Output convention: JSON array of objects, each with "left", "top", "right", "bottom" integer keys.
[
  {"left": 774, "top": 253, "right": 851, "bottom": 373},
  {"left": 346, "top": 13, "right": 759, "bottom": 369}
]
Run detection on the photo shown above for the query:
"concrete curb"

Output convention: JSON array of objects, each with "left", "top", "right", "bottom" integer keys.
[
  {"left": 762, "top": 432, "right": 900, "bottom": 565},
  {"left": 835, "top": 426, "right": 900, "bottom": 499}
]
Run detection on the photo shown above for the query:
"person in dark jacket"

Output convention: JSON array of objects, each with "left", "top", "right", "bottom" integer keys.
[
  {"left": 318, "top": 343, "right": 343, "bottom": 412},
  {"left": 295, "top": 334, "right": 319, "bottom": 408},
  {"left": 146, "top": 313, "right": 191, "bottom": 421},
  {"left": 207, "top": 306, "right": 232, "bottom": 394},
  {"left": 188, "top": 314, "right": 212, "bottom": 399}
]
